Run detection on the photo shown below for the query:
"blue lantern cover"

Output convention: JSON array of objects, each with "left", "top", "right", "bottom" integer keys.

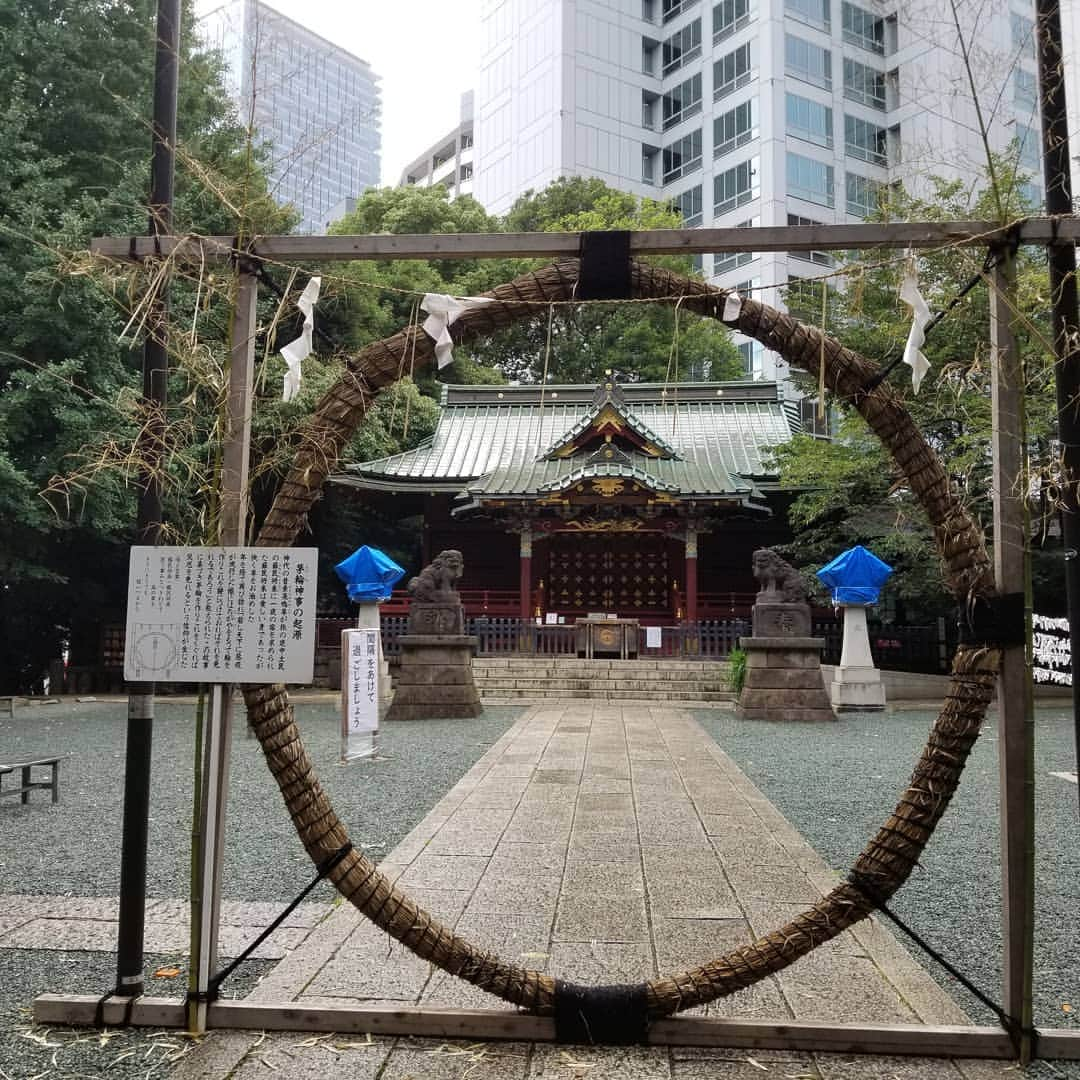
[
  {"left": 816, "top": 545, "right": 893, "bottom": 605},
  {"left": 334, "top": 545, "right": 406, "bottom": 603}
]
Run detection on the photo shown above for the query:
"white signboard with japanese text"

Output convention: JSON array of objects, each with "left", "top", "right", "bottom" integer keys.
[
  {"left": 341, "top": 628, "right": 379, "bottom": 760},
  {"left": 1033, "top": 613, "right": 1071, "bottom": 686},
  {"left": 124, "top": 546, "right": 317, "bottom": 683}
]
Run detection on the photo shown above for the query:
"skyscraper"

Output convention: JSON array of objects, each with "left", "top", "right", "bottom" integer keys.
[
  {"left": 199, "top": 0, "right": 381, "bottom": 234},
  {"left": 471, "top": 0, "right": 1066, "bottom": 379}
]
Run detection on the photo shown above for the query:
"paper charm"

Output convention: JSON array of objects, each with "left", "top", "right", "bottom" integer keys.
[
  {"left": 421, "top": 293, "right": 493, "bottom": 369},
  {"left": 280, "top": 276, "right": 322, "bottom": 402},
  {"left": 899, "top": 259, "right": 931, "bottom": 393}
]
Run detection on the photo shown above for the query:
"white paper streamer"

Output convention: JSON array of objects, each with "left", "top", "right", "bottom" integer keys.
[
  {"left": 280, "top": 276, "right": 322, "bottom": 402},
  {"left": 899, "top": 262, "right": 931, "bottom": 394},
  {"left": 421, "top": 293, "right": 493, "bottom": 369},
  {"left": 722, "top": 292, "right": 742, "bottom": 323}
]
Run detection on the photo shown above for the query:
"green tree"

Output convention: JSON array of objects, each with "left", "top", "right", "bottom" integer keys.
[
  {"left": 0, "top": 0, "right": 291, "bottom": 689},
  {"left": 772, "top": 166, "right": 1060, "bottom": 619}
]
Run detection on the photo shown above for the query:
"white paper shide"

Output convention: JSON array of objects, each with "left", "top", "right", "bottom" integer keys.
[{"left": 124, "top": 546, "right": 318, "bottom": 683}]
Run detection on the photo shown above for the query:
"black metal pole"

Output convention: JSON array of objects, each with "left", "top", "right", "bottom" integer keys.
[
  {"left": 115, "top": 0, "right": 179, "bottom": 997},
  {"left": 1035, "top": 0, "right": 1080, "bottom": 816}
]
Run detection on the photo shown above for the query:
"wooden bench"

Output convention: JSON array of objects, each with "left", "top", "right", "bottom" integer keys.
[{"left": 0, "top": 757, "right": 63, "bottom": 804}]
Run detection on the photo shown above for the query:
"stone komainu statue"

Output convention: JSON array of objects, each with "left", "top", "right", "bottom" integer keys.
[
  {"left": 407, "top": 550, "right": 464, "bottom": 604},
  {"left": 751, "top": 548, "right": 807, "bottom": 605}
]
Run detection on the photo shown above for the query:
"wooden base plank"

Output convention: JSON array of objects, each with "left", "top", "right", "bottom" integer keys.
[
  {"left": 1034, "top": 1029, "right": 1080, "bottom": 1059},
  {"left": 37, "top": 994, "right": 1067, "bottom": 1059}
]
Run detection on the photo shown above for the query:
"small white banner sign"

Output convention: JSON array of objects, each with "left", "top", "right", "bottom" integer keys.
[
  {"left": 1033, "top": 613, "right": 1071, "bottom": 686},
  {"left": 341, "top": 628, "right": 379, "bottom": 760},
  {"left": 123, "top": 546, "right": 317, "bottom": 683}
]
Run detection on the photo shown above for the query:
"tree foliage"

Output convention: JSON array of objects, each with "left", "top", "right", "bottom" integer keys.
[
  {"left": 0, "top": 0, "right": 291, "bottom": 688},
  {"left": 773, "top": 165, "right": 1062, "bottom": 619}
]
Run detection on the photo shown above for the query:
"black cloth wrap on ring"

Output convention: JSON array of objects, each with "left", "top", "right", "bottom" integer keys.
[
  {"left": 956, "top": 594, "right": 1026, "bottom": 648},
  {"left": 553, "top": 979, "right": 650, "bottom": 1045},
  {"left": 577, "top": 231, "right": 632, "bottom": 300}
]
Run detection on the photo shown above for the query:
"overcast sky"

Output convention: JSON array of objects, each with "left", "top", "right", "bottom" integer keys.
[{"left": 262, "top": 1, "right": 483, "bottom": 185}]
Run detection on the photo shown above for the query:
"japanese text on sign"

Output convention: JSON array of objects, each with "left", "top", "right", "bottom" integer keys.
[
  {"left": 1033, "top": 613, "right": 1071, "bottom": 686},
  {"left": 124, "top": 546, "right": 317, "bottom": 684},
  {"left": 341, "top": 628, "right": 379, "bottom": 761}
]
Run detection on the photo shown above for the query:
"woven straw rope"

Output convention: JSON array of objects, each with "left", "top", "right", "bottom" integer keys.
[{"left": 241, "top": 257, "right": 999, "bottom": 1019}]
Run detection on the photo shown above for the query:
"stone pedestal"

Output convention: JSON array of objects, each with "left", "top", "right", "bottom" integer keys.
[
  {"left": 738, "top": 637, "right": 836, "bottom": 722},
  {"left": 829, "top": 604, "right": 886, "bottom": 711},
  {"left": 384, "top": 635, "right": 483, "bottom": 721}
]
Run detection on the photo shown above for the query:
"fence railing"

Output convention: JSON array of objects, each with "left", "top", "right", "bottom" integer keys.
[{"left": 317, "top": 614, "right": 956, "bottom": 671}]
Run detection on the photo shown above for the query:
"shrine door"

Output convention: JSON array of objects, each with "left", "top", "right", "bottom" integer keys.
[{"left": 546, "top": 532, "right": 672, "bottom": 617}]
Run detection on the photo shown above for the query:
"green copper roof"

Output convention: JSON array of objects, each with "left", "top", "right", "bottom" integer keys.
[{"left": 334, "top": 381, "right": 797, "bottom": 504}]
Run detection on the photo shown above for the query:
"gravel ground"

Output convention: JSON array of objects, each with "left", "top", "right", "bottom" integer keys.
[
  {"left": 0, "top": 695, "right": 521, "bottom": 1079},
  {"left": 696, "top": 704, "right": 1080, "bottom": 1076},
  {"left": 0, "top": 696, "right": 522, "bottom": 901}
]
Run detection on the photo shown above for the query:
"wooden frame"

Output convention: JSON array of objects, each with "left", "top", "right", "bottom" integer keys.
[
  {"left": 90, "top": 217, "right": 1080, "bottom": 262},
  {"left": 38, "top": 219, "right": 1078, "bottom": 1062}
]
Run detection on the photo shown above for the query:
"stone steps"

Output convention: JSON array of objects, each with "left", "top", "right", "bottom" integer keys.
[{"left": 471, "top": 657, "right": 734, "bottom": 703}]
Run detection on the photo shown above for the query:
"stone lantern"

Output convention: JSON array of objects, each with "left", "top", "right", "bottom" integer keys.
[{"left": 816, "top": 546, "right": 893, "bottom": 712}]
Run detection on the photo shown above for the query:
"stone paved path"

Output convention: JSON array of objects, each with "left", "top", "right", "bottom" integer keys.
[{"left": 58, "top": 703, "right": 1017, "bottom": 1078}]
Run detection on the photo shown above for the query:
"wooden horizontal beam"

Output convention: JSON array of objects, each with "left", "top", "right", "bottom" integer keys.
[
  {"left": 88, "top": 217, "right": 1080, "bottom": 263},
  {"left": 36, "top": 994, "right": 1069, "bottom": 1060}
]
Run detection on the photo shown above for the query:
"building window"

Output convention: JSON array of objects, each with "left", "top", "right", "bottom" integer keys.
[
  {"left": 1018, "top": 181, "right": 1042, "bottom": 208},
  {"left": 842, "top": 1, "right": 885, "bottom": 53},
  {"left": 713, "top": 0, "right": 754, "bottom": 43},
  {"left": 785, "top": 275, "right": 831, "bottom": 321},
  {"left": 714, "top": 156, "right": 760, "bottom": 214},
  {"left": 663, "top": 73, "right": 703, "bottom": 129},
  {"left": 845, "top": 171, "right": 880, "bottom": 217},
  {"left": 787, "top": 213, "right": 834, "bottom": 266},
  {"left": 1017, "top": 123, "right": 1041, "bottom": 170},
  {"left": 737, "top": 339, "right": 765, "bottom": 377},
  {"left": 714, "top": 42, "right": 754, "bottom": 100},
  {"left": 663, "top": 0, "right": 700, "bottom": 22},
  {"left": 786, "top": 92, "right": 833, "bottom": 148},
  {"left": 714, "top": 98, "right": 758, "bottom": 157},
  {"left": 672, "top": 184, "right": 703, "bottom": 226},
  {"left": 643, "top": 0, "right": 657, "bottom": 21},
  {"left": 643, "top": 144, "right": 660, "bottom": 184},
  {"left": 843, "top": 57, "right": 886, "bottom": 110},
  {"left": 1014, "top": 68, "right": 1038, "bottom": 112},
  {"left": 663, "top": 129, "right": 703, "bottom": 183},
  {"left": 844, "top": 114, "right": 887, "bottom": 165},
  {"left": 714, "top": 216, "right": 758, "bottom": 272},
  {"left": 460, "top": 132, "right": 474, "bottom": 149},
  {"left": 663, "top": 19, "right": 702, "bottom": 75},
  {"left": 643, "top": 90, "right": 659, "bottom": 129},
  {"left": 785, "top": 34, "right": 832, "bottom": 90},
  {"left": 785, "top": 0, "right": 829, "bottom": 31},
  {"left": 460, "top": 164, "right": 473, "bottom": 181},
  {"left": 787, "top": 152, "right": 835, "bottom": 207},
  {"left": 1011, "top": 12, "right": 1036, "bottom": 59},
  {"left": 643, "top": 37, "right": 659, "bottom": 75}
]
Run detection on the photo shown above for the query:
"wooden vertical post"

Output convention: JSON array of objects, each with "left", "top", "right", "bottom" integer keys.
[
  {"left": 519, "top": 526, "right": 533, "bottom": 621},
  {"left": 685, "top": 526, "right": 699, "bottom": 623},
  {"left": 220, "top": 268, "right": 258, "bottom": 545},
  {"left": 989, "top": 253, "right": 1036, "bottom": 1061},
  {"left": 188, "top": 268, "right": 259, "bottom": 1033}
]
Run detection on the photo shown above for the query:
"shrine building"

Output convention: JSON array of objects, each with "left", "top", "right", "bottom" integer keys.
[{"left": 332, "top": 378, "right": 806, "bottom": 625}]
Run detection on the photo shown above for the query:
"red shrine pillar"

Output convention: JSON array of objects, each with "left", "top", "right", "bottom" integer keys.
[
  {"left": 519, "top": 526, "right": 533, "bottom": 621},
  {"left": 684, "top": 526, "right": 699, "bottom": 623}
]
